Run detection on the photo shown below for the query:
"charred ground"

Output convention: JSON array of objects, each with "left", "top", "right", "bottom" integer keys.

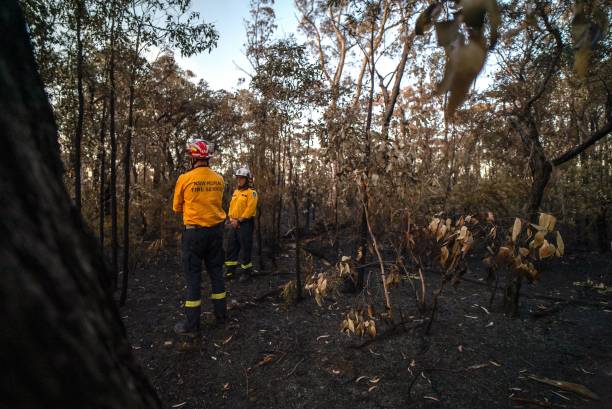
[{"left": 124, "top": 242, "right": 611, "bottom": 409}]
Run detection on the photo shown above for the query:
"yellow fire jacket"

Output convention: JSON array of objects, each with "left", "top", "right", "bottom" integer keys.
[
  {"left": 172, "top": 167, "right": 226, "bottom": 227},
  {"left": 228, "top": 187, "right": 258, "bottom": 220}
]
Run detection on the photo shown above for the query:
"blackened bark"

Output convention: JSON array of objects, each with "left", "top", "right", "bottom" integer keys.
[
  {"left": 109, "top": 4, "right": 119, "bottom": 288},
  {"left": 503, "top": 273, "right": 522, "bottom": 318},
  {"left": 356, "top": 24, "right": 375, "bottom": 291},
  {"left": 98, "top": 100, "right": 108, "bottom": 248},
  {"left": 120, "top": 28, "right": 141, "bottom": 307},
  {"left": 292, "top": 188, "right": 303, "bottom": 300},
  {"left": 597, "top": 204, "right": 609, "bottom": 254},
  {"left": 73, "top": 0, "right": 85, "bottom": 211},
  {"left": 514, "top": 116, "right": 552, "bottom": 222},
  {"left": 0, "top": 2, "right": 161, "bottom": 408}
]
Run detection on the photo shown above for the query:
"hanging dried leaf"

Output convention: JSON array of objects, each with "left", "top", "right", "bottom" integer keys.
[
  {"left": 519, "top": 247, "right": 529, "bottom": 257},
  {"left": 538, "top": 213, "right": 556, "bottom": 232},
  {"left": 459, "top": 0, "right": 488, "bottom": 28},
  {"left": 512, "top": 218, "right": 522, "bottom": 242},
  {"left": 415, "top": 2, "right": 443, "bottom": 35},
  {"left": 539, "top": 240, "right": 555, "bottom": 259},
  {"left": 498, "top": 246, "right": 512, "bottom": 260},
  {"left": 436, "top": 224, "right": 448, "bottom": 241},
  {"left": 570, "top": 2, "right": 609, "bottom": 78},
  {"left": 461, "top": 235, "right": 473, "bottom": 254},
  {"left": 429, "top": 217, "right": 441, "bottom": 234},
  {"left": 440, "top": 245, "right": 450, "bottom": 265},
  {"left": 367, "top": 321, "right": 377, "bottom": 338},
  {"left": 438, "top": 35, "right": 487, "bottom": 118},
  {"left": 435, "top": 20, "right": 460, "bottom": 48},
  {"left": 556, "top": 231, "right": 565, "bottom": 256},
  {"left": 458, "top": 226, "right": 468, "bottom": 240},
  {"left": 531, "top": 231, "right": 545, "bottom": 248}
]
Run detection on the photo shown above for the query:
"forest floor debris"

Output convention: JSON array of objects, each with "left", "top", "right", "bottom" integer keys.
[{"left": 124, "top": 249, "right": 612, "bottom": 408}]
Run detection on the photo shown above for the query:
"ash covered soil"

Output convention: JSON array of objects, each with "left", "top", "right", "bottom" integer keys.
[{"left": 123, "top": 245, "right": 612, "bottom": 409}]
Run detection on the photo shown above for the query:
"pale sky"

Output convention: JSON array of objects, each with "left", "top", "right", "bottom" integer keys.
[
  {"left": 166, "top": 0, "right": 495, "bottom": 92},
  {"left": 172, "top": 0, "right": 302, "bottom": 91}
]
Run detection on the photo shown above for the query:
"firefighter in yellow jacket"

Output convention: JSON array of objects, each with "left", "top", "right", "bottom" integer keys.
[
  {"left": 172, "top": 138, "right": 227, "bottom": 336},
  {"left": 225, "top": 166, "right": 258, "bottom": 282}
]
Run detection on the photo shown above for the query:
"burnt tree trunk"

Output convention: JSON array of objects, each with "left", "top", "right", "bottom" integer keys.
[
  {"left": 98, "top": 100, "right": 108, "bottom": 248},
  {"left": 73, "top": 0, "right": 85, "bottom": 211},
  {"left": 519, "top": 116, "right": 553, "bottom": 222},
  {"left": 503, "top": 273, "right": 522, "bottom": 318},
  {"left": 108, "top": 2, "right": 119, "bottom": 289},
  {"left": 0, "top": 2, "right": 160, "bottom": 407},
  {"left": 120, "top": 27, "right": 141, "bottom": 307},
  {"left": 597, "top": 204, "right": 609, "bottom": 254},
  {"left": 356, "top": 23, "right": 376, "bottom": 291}
]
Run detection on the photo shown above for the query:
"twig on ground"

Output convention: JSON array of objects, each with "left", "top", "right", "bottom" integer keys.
[{"left": 285, "top": 358, "right": 305, "bottom": 378}]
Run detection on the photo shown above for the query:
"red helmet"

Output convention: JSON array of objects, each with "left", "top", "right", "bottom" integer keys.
[{"left": 187, "top": 138, "right": 211, "bottom": 159}]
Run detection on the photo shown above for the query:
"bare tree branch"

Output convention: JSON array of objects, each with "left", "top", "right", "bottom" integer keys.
[{"left": 552, "top": 120, "right": 612, "bottom": 166}]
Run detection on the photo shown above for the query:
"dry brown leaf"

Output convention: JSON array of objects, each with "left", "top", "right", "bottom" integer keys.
[
  {"left": 467, "top": 363, "right": 490, "bottom": 370},
  {"left": 519, "top": 247, "right": 529, "bottom": 257},
  {"left": 539, "top": 240, "right": 555, "bottom": 259},
  {"left": 436, "top": 224, "right": 448, "bottom": 241},
  {"left": 498, "top": 246, "right": 512, "bottom": 259},
  {"left": 528, "top": 374, "right": 600, "bottom": 400},
  {"left": 440, "top": 245, "right": 449, "bottom": 265},
  {"left": 347, "top": 318, "right": 355, "bottom": 333},
  {"left": 532, "top": 231, "right": 545, "bottom": 248},
  {"left": 415, "top": 3, "right": 443, "bottom": 35},
  {"left": 458, "top": 226, "right": 468, "bottom": 240},
  {"left": 437, "top": 42, "right": 471, "bottom": 114},
  {"left": 538, "top": 213, "right": 556, "bottom": 232},
  {"left": 367, "top": 321, "right": 377, "bottom": 338},
  {"left": 367, "top": 304, "right": 375, "bottom": 319},
  {"left": 435, "top": 19, "right": 460, "bottom": 48},
  {"left": 255, "top": 354, "right": 274, "bottom": 367},
  {"left": 556, "top": 231, "right": 564, "bottom": 256},
  {"left": 512, "top": 218, "right": 522, "bottom": 242}
]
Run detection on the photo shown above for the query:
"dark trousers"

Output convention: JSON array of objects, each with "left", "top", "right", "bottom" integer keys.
[
  {"left": 225, "top": 218, "right": 254, "bottom": 275},
  {"left": 181, "top": 223, "right": 226, "bottom": 331}
]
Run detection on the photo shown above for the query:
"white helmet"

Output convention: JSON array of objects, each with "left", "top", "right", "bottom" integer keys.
[{"left": 235, "top": 166, "right": 251, "bottom": 178}]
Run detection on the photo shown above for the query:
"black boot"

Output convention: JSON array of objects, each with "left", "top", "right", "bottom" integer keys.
[
  {"left": 174, "top": 305, "right": 200, "bottom": 336},
  {"left": 212, "top": 297, "right": 227, "bottom": 326},
  {"left": 173, "top": 321, "right": 199, "bottom": 337},
  {"left": 238, "top": 270, "right": 252, "bottom": 283}
]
